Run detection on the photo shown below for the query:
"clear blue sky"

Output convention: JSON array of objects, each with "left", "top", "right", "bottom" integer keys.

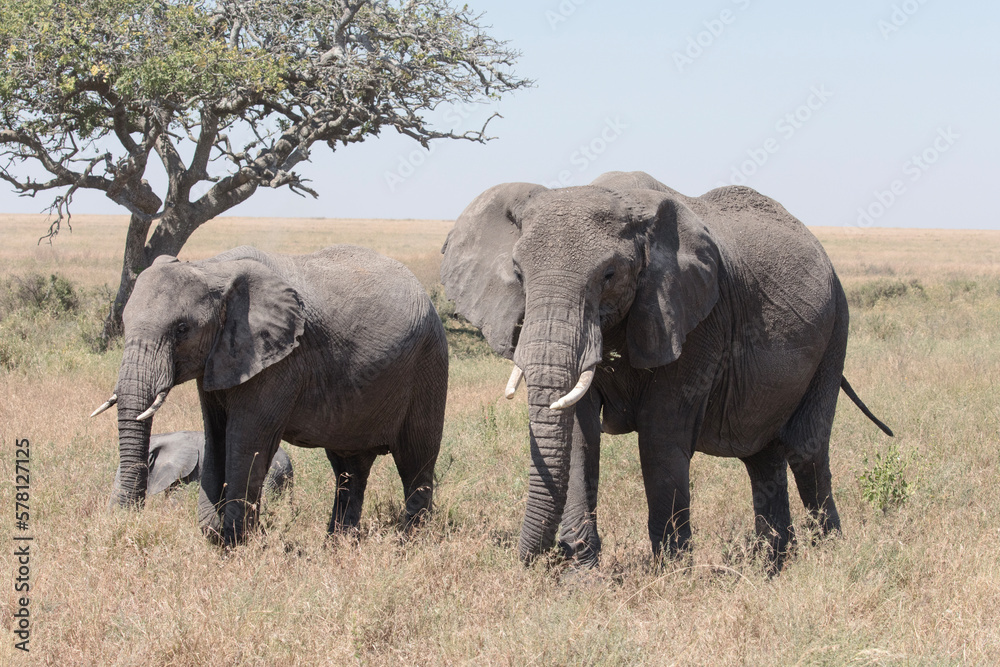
[{"left": 3, "top": 1, "right": 997, "bottom": 229}]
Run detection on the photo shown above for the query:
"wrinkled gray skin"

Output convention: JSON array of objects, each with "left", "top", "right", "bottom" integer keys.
[
  {"left": 441, "top": 171, "right": 891, "bottom": 568},
  {"left": 114, "top": 431, "right": 293, "bottom": 496},
  {"left": 102, "top": 245, "right": 448, "bottom": 545}
]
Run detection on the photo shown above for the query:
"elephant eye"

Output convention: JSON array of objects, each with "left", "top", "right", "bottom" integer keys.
[
  {"left": 175, "top": 322, "right": 190, "bottom": 337},
  {"left": 603, "top": 267, "right": 616, "bottom": 284},
  {"left": 513, "top": 263, "right": 523, "bottom": 284}
]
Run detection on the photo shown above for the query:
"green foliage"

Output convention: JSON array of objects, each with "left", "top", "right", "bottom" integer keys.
[
  {"left": 0, "top": 0, "right": 286, "bottom": 135},
  {"left": 858, "top": 443, "right": 911, "bottom": 513},
  {"left": 430, "top": 284, "right": 493, "bottom": 359},
  {"left": 0, "top": 273, "right": 79, "bottom": 316},
  {"left": 864, "top": 313, "right": 900, "bottom": 341},
  {"left": 946, "top": 279, "right": 978, "bottom": 302},
  {"left": 847, "top": 278, "right": 925, "bottom": 309},
  {"left": 1, "top": 1, "right": 528, "bottom": 338},
  {"left": 0, "top": 273, "right": 110, "bottom": 369},
  {"left": 429, "top": 284, "right": 456, "bottom": 320},
  {"left": 0, "top": 0, "right": 526, "bottom": 174}
]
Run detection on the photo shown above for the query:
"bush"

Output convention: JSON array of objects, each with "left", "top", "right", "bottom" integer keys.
[
  {"left": 847, "top": 278, "right": 925, "bottom": 309},
  {"left": 429, "top": 284, "right": 493, "bottom": 359},
  {"left": 1, "top": 273, "right": 79, "bottom": 318},
  {"left": 0, "top": 273, "right": 111, "bottom": 368},
  {"left": 859, "top": 443, "right": 911, "bottom": 513}
]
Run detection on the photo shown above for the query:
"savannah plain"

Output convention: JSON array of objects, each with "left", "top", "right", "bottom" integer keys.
[{"left": 1, "top": 213, "right": 999, "bottom": 665}]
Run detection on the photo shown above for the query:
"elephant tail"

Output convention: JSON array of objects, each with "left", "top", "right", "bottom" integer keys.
[{"left": 840, "top": 377, "right": 894, "bottom": 437}]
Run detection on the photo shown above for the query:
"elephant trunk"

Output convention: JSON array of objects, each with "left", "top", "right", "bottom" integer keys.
[
  {"left": 514, "top": 291, "right": 602, "bottom": 562},
  {"left": 110, "top": 339, "right": 174, "bottom": 508},
  {"left": 518, "top": 370, "right": 577, "bottom": 561}
]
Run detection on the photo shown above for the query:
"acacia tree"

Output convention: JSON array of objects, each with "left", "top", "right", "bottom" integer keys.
[{"left": 0, "top": 0, "right": 527, "bottom": 340}]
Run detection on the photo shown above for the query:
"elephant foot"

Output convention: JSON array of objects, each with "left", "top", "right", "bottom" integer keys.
[
  {"left": 559, "top": 561, "right": 608, "bottom": 588},
  {"left": 208, "top": 498, "right": 260, "bottom": 547},
  {"left": 649, "top": 523, "right": 692, "bottom": 565},
  {"left": 200, "top": 523, "right": 224, "bottom": 546},
  {"left": 402, "top": 507, "right": 431, "bottom": 534},
  {"left": 748, "top": 524, "right": 796, "bottom": 576},
  {"left": 805, "top": 505, "right": 841, "bottom": 542},
  {"left": 326, "top": 522, "right": 363, "bottom": 546},
  {"left": 558, "top": 535, "right": 601, "bottom": 569},
  {"left": 197, "top": 490, "right": 224, "bottom": 544}
]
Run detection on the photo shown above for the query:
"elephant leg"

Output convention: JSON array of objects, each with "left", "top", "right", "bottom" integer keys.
[
  {"left": 638, "top": 431, "right": 694, "bottom": 559},
  {"left": 198, "top": 387, "right": 227, "bottom": 541},
  {"left": 391, "top": 386, "right": 445, "bottom": 531},
  {"left": 220, "top": 415, "right": 284, "bottom": 546},
  {"left": 392, "top": 446, "right": 437, "bottom": 531},
  {"left": 784, "top": 417, "right": 841, "bottom": 538},
  {"left": 788, "top": 455, "right": 839, "bottom": 537},
  {"left": 785, "top": 409, "right": 840, "bottom": 537},
  {"left": 558, "top": 392, "right": 602, "bottom": 567},
  {"left": 326, "top": 450, "right": 377, "bottom": 534},
  {"left": 782, "top": 331, "right": 845, "bottom": 538},
  {"left": 221, "top": 439, "right": 281, "bottom": 546},
  {"left": 741, "top": 440, "right": 794, "bottom": 566}
]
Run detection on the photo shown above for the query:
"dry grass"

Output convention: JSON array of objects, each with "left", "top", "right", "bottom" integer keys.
[{"left": 2, "top": 215, "right": 999, "bottom": 665}]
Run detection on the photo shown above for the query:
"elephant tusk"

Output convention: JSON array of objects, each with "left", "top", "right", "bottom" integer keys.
[
  {"left": 135, "top": 392, "right": 167, "bottom": 422},
  {"left": 505, "top": 365, "right": 524, "bottom": 399},
  {"left": 549, "top": 369, "right": 595, "bottom": 411},
  {"left": 90, "top": 394, "right": 118, "bottom": 418}
]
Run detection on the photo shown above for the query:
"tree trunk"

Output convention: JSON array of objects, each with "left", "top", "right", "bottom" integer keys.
[
  {"left": 102, "top": 213, "right": 154, "bottom": 345},
  {"left": 100, "top": 182, "right": 258, "bottom": 343}
]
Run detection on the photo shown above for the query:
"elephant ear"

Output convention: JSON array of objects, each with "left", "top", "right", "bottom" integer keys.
[
  {"left": 625, "top": 191, "right": 720, "bottom": 369},
  {"left": 440, "top": 182, "right": 547, "bottom": 359},
  {"left": 146, "top": 432, "right": 203, "bottom": 495},
  {"left": 203, "top": 259, "right": 305, "bottom": 391}
]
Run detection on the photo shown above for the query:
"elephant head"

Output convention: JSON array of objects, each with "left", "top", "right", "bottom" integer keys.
[
  {"left": 94, "top": 248, "right": 305, "bottom": 508},
  {"left": 441, "top": 175, "right": 720, "bottom": 561},
  {"left": 119, "top": 431, "right": 294, "bottom": 497}
]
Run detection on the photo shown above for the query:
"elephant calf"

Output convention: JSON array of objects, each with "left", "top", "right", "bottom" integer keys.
[
  {"left": 94, "top": 245, "right": 448, "bottom": 545},
  {"left": 114, "top": 431, "right": 293, "bottom": 497}
]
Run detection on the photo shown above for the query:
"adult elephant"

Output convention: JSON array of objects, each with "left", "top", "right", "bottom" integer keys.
[
  {"left": 440, "top": 171, "right": 891, "bottom": 568},
  {"left": 93, "top": 245, "right": 448, "bottom": 545}
]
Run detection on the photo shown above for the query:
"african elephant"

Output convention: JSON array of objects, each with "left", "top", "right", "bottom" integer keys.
[
  {"left": 440, "top": 171, "right": 891, "bottom": 567},
  {"left": 93, "top": 245, "right": 448, "bottom": 544},
  {"left": 113, "top": 431, "right": 293, "bottom": 497}
]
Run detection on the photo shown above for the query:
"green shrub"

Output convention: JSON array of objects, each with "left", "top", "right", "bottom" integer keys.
[
  {"left": 946, "top": 279, "right": 978, "bottom": 302},
  {"left": 429, "top": 284, "right": 456, "bottom": 320},
  {"left": 1, "top": 272, "right": 79, "bottom": 318},
  {"left": 866, "top": 313, "right": 900, "bottom": 341},
  {"left": 429, "top": 283, "right": 494, "bottom": 359},
  {"left": 0, "top": 273, "right": 112, "bottom": 368},
  {"left": 859, "top": 443, "right": 911, "bottom": 513},
  {"left": 847, "top": 278, "right": 925, "bottom": 309}
]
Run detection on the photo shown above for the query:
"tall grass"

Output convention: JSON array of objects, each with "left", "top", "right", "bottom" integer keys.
[{"left": 2, "top": 216, "right": 999, "bottom": 664}]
